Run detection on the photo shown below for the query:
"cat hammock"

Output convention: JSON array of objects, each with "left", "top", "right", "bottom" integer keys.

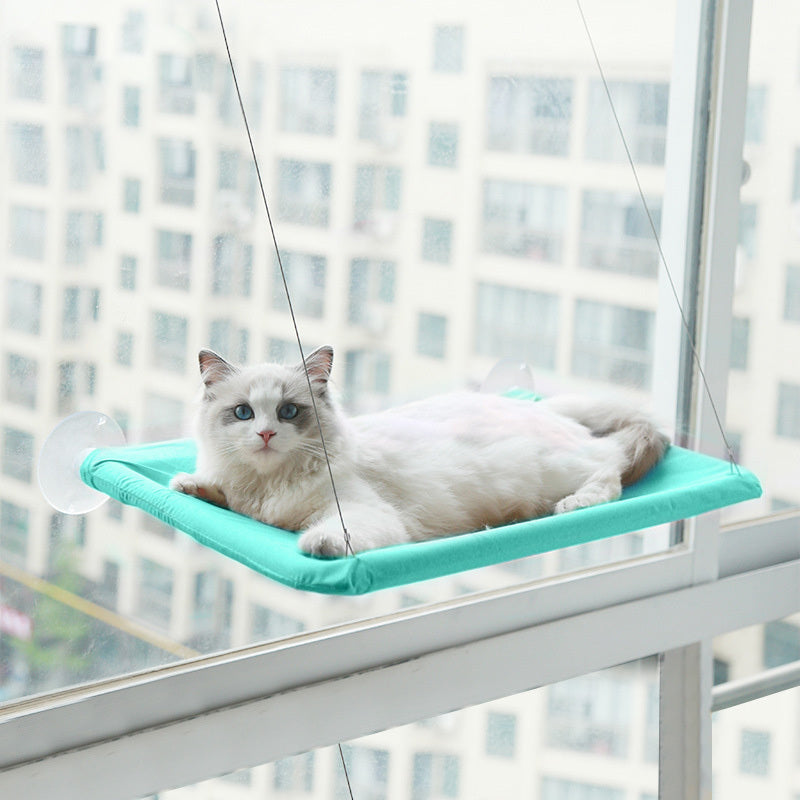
[{"left": 78, "top": 424, "right": 761, "bottom": 595}]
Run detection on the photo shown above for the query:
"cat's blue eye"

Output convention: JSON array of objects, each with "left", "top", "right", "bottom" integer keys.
[
  {"left": 233, "top": 404, "right": 254, "bottom": 421},
  {"left": 278, "top": 403, "right": 298, "bottom": 421}
]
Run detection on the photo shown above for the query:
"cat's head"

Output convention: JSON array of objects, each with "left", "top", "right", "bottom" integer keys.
[{"left": 194, "top": 345, "right": 340, "bottom": 476}]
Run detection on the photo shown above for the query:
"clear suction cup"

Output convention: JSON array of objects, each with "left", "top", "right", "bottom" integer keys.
[
  {"left": 38, "top": 411, "right": 126, "bottom": 515},
  {"left": 480, "top": 359, "right": 535, "bottom": 394}
]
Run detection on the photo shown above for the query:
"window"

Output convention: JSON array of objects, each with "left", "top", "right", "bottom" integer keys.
[
  {"left": 115, "top": 331, "right": 134, "bottom": 366},
  {"left": 586, "top": 80, "right": 669, "bottom": 165},
  {"left": 359, "top": 70, "right": 407, "bottom": 143},
  {"left": 151, "top": 311, "right": 188, "bottom": 372},
  {"left": 2, "top": 427, "right": 34, "bottom": 483},
  {"left": 5, "top": 279, "right": 42, "bottom": 335},
  {"left": 9, "top": 205, "right": 46, "bottom": 260},
  {"left": 122, "top": 86, "right": 140, "bottom": 126},
  {"left": 412, "top": 752, "right": 459, "bottom": 800},
  {"left": 211, "top": 234, "right": 252, "bottom": 296},
  {"left": 11, "top": 46, "right": 44, "bottom": 101},
  {"left": 541, "top": 778, "right": 624, "bottom": 800},
  {"left": 422, "top": 218, "right": 453, "bottom": 264},
  {"left": 345, "top": 350, "right": 392, "bottom": 398},
  {"left": 65, "top": 211, "right": 103, "bottom": 265},
  {"left": 120, "top": 255, "right": 137, "bottom": 290},
  {"left": 417, "top": 313, "right": 448, "bottom": 359},
  {"left": 740, "top": 729, "right": 771, "bottom": 776},
  {"left": 433, "top": 25, "right": 464, "bottom": 73},
  {"left": 218, "top": 150, "right": 239, "bottom": 190},
  {"left": 157, "top": 230, "right": 192, "bottom": 290},
  {"left": 158, "top": 54, "right": 194, "bottom": 114},
  {"left": 428, "top": 122, "right": 459, "bottom": 167},
  {"left": 763, "top": 620, "right": 800, "bottom": 668},
  {"left": 274, "top": 753, "right": 314, "bottom": 793},
  {"left": 6, "top": 353, "right": 38, "bottom": 407},
  {"left": 280, "top": 66, "right": 336, "bottom": 135},
  {"left": 337, "top": 746, "right": 389, "bottom": 800},
  {"left": 348, "top": 259, "right": 395, "bottom": 327},
  {"left": 123, "top": 178, "right": 141, "bottom": 212},
  {"left": 744, "top": 85, "right": 767, "bottom": 144},
  {"left": 144, "top": 393, "right": 184, "bottom": 441},
  {"left": 354, "top": 164, "right": 402, "bottom": 231},
  {"left": 730, "top": 317, "right": 750, "bottom": 370},
  {"left": 121, "top": 10, "right": 145, "bottom": 54},
  {"left": 580, "top": 190, "right": 662, "bottom": 278},
  {"left": 272, "top": 251, "right": 326, "bottom": 318},
  {"left": 482, "top": 179, "right": 567, "bottom": 261},
  {"left": 138, "top": 558, "right": 174, "bottom": 628},
  {"left": 776, "top": 383, "right": 800, "bottom": 440},
  {"left": 487, "top": 76, "right": 573, "bottom": 156},
  {"left": 209, "top": 319, "right": 249, "bottom": 363},
  {"left": 784, "top": 265, "right": 800, "bottom": 322},
  {"left": 251, "top": 606, "right": 305, "bottom": 642},
  {"left": 0, "top": 500, "right": 29, "bottom": 566},
  {"left": 738, "top": 202, "right": 758, "bottom": 261},
  {"left": 277, "top": 159, "right": 331, "bottom": 226},
  {"left": 475, "top": 282, "right": 559, "bottom": 369},
  {"left": 9, "top": 123, "right": 47, "bottom": 185},
  {"left": 159, "top": 139, "right": 196, "bottom": 205},
  {"left": 572, "top": 300, "right": 654, "bottom": 389},
  {"left": 486, "top": 711, "right": 517, "bottom": 758}
]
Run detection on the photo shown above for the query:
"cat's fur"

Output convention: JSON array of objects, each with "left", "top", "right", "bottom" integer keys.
[{"left": 170, "top": 346, "right": 669, "bottom": 556}]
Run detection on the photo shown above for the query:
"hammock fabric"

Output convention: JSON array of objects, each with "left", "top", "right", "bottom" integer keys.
[{"left": 80, "top": 434, "right": 762, "bottom": 595}]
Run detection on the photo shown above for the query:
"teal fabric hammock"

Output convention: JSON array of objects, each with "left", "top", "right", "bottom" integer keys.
[{"left": 80, "top": 436, "right": 761, "bottom": 595}]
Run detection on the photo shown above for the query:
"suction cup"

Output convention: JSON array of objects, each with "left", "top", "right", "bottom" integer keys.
[
  {"left": 38, "top": 411, "right": 126, "bottom": 515},
  {"left": 480, "top": 360, "right": 535, "bottom": 394}
]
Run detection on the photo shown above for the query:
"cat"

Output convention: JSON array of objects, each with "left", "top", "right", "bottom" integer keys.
[{"left": 170, "top": 346, "right": 669, "bottom": 557}]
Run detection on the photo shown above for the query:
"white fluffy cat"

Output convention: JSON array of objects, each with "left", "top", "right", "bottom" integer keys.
[{"left": 170, "top": 346, "right": 669, "bottom": 556}]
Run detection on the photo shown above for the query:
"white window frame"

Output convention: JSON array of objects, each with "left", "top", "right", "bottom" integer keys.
[{"left": 2, "top": 2, "right": 799, "bottom": 799}]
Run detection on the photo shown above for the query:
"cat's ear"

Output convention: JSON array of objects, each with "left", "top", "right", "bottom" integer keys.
[
  {"left": 198, "top": 349, "right": 237, "bottom": 387},
  {"left": 303, "top": 345, "right": 334, "bottom": 385}
]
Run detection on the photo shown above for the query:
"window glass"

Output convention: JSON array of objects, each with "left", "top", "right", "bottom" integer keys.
[{"left": 1, "top": 0, "right": 682, "bottom": 703}]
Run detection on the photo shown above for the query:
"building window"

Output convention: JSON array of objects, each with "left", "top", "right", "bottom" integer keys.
[
  {"left": 487, "top": 75, "right": 573, "bottom": 156},
  {"left": 0, "top": 501, "right": 29, "bottom": 566},
  {"left": 344, "top": 350, "right": 392, "bottom": 398},
  {"left": 277, "top": 159, "right": 331, "bottom": 227},
  {"left": 11, "top": 46, "right": 44, "bottom": 101},
  {"left": 9, "top": 123, "right": 47, "bottom": 185},
  {"left": 417, "top": 313, "right": 448, "bottom": 359},
  {"left": 482, "top": 179, "right": 566, "bottom": 262},
  {"left": 547, "top": 672, "right": 632, "bottom": 757},
  {"left": 486, "top": 711, "right": 517, "bottom": 758},
  {"left": 433, "top": 25, "right": 464, "bottom": 73},
  {"left": 273, "top": 752, "right": 314, "bottom": 793},
  {"left": 279, "top": 66, "right": 336, "bottom": 136},
  {"left": 541, "top": 778, "right": 624, "bottom": 800},
  {"left": 251, "top": 605, "right": 304, "bottom": 642},
  {"left": 6, "top": 353, "right": 38, "bottom": 407},
  {"left": 123, "top": 178, "right": 141, "bottom": 212},
  {"left": 138, "top": 558, "right": 174, "bottom": 628},
  {"left": 218, "top": 149, "right": 240, "bottom": 190},
  {"left": 3, "top": 428, "right": 34, "bottom": 483},
  {"left": 120, "top": 255, "right": 137, "bottom": 290},
  {"left": 209, "top": 319, "right": 249, "bottom": 363},
  {"left": 157, "top": 230, "right": 192, "bottom": 290},
  {"left": 267, "top": 338, "right": 296, "bottom": 364},
  {"left": 763, "top": 620, "right": 800, "bottom": 668},
  {"left": 580, "top": 190, "right": 662, "bottom": 278},
  {"left": 151, "top": 311, "right": 188, "bottom": 372},
  {"left": 159, "top": 139, "right": 196, "bottom": 206},
  {"left": 358, "top": 70, "right": 407, "bottom": 144},
  {"left": 738, "top": 202, "right": 758, "bottom": 261},
  {"left": 122, "top": 86, "right": 141, "bottom": 126},
  {"left": 116, "top": 332, "right": 134, "bottom": 367},
  {"left": 784, "top": 265, "right": 800, "bottom": 322},
  {"left": 5, "top": 279, "right": 42, "bottom": 335},
  {"left": 212, "top": 235, "right": 252, "bottom": 296},
  {"left": 336, "top": 746, "right": 389, "bottom": 800},
  {"left": 776, "top": 383, "right": 800, "bottom": 440},
  {"left": 122, "top": 10, "right": 145, "bottom": 54},
  {"left": 158, "top": 54, "right": 195, "bottom": 114},
  {"left": 740, "top": 729, "right": 771, "bottom": 776},
  {"left": 9, "top": 205, "right": 46, "bottom": 260},
  {"left": 572, "top": 300, "right": 655, "bottom": 389},
  {"left": 421, "top": 218, "right": 453, "bottom": 264},
  {"left": 744, "top": 85, "right": 767, "bottom": 144},
  {"left": 428, "top": 122, "right": 459, "bottom": 167},
  {"left": 144, "top": 393, "right": 184, "bottom": 441},
  {"left": 272, "top": 251, "right": 326, "bottom": 318},
  {"left": 65, "top": 211, "right": 102, "bottom": 265},
  {"left": 412, "top": 752, "right": 459, "bottom": 800},
  {"left": 730, "top": 317, "right": 750, "bottom": 370},
  {"left": 475, "top": 282, "right": 559, "bottom": 370},
  {"left": 354, "top": 165, "right": 402, "bottom": 232},
  {"left": 586, "top": 80, "right": 669, "bottom": 165},
  {"left": 348, "top": 259, "right": 395, "bottom": 328}
]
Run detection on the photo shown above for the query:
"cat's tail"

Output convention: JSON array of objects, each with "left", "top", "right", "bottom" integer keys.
[{"left": 543, "top": 395, "right": 670, "bottom": 485}]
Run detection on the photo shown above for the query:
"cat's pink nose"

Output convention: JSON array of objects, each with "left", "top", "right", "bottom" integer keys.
[{"left": 258, "top": 430, "right": 276, "bottom": 446}]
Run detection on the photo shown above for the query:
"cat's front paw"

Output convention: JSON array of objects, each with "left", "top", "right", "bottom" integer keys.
[
  {"left": 298, "top": 526, "right": 352, "bottom": 558},
  {"left": 170, "top": 473, "right": 228, "bottom": 508}
]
